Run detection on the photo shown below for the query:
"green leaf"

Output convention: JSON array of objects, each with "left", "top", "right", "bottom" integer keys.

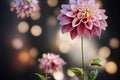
[
  {"left": 69, "top": 67, "right": 83, "bottom": 77},
  {"left": 88, "top": 70, "right": 98, "bottom": 80},
  {"left": 35, "top": 73, "right": 46, "bottom": 80},
  {"left": 24, "top": 0, "right": 30, "bottom": 2},
  {"left": 89, "top": 58, "right": 102, "bottom": 66},
  {"left": 85, "top": 76, "right": 89, "bottom": 80}
]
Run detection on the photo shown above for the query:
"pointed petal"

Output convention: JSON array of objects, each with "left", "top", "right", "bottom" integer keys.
[
  {"left": 85, "top": 21, "right": 93, "bottom": 30},
  {"left": 93, "top": 26, "right": 101, "bottom": 37},
  {"left": 66, "top": 11, "right": 76, "bottom": 17},
  {"left": 85, "top": 29, "right": 93, "bottom": 38},
  {"left": 62, "top": 24, "right": 74, "bottom": 33},
  {"left": 93, "top": 21, "right": 100, "bottom": 27},
  {"left": 69, "top": 0, "right": 77, "bottom": 5},
  {"left": 99, "top": 20, "right": 107, "bottom": 30},
  {"left": 61, "top": 10, "right": 69, "bottom": 14},
  {"left": 77, "top": 23, "right": 86, "bottom": 36},
  {"left": 60, "top": 16, "right": 72, "bottom": 25},
  {"left": 57, "top": 14, "right": 63, "bottom": 20},
  {"left": 72, "top": 18, "right": 81, "bottom": 27},
  {"left": 70, "top": 28, "right": 78, "bottom": 39},
  {"left": 61, "top": 4, "right": 70, "bottom": 10}
]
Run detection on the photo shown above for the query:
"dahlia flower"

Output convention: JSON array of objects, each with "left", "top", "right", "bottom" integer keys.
[
  {"left": 57, "top": 0, "right": 108, "bottom": 39},
  {"left": 38, "top": 53, "right": 66, "bottom": 74},
  {"left": 10, "top": 0, "right": 40, "bottom": 18}
]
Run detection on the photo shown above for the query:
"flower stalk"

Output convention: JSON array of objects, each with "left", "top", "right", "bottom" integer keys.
[{"left": 81, "top": 37, "right": 85, "bottom": 80}]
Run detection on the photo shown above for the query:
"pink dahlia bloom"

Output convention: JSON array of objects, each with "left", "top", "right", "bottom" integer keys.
[
  {"left": 38, "top": 53, "right": 66, "bottom": 74},
  {"left": 10, "top": 0, "right": 40, "bottom": 18},
  {"left": 57, "top": 0, "right": 108, "bottom": 39}
]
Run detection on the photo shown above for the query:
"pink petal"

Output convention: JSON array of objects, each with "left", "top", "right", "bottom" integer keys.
[
  {"left": 85, "top": 21, "right": 93, "bottom": 30},
  {"left": 60, "top": 15, "right": 72, "bottom": 25},
  {"left": 57, "top": 14, "right": 63, "bottom": 20},
  {"left": 61, "top": 9, "right": 70, "bottom": 14},
  {"left": 69, "top": 0, "right": 77, "bottom": 5},
  {"left": 93, "top": 21, "right": 100, "bottom": 27},
  {"left": 99, "top": 20, "right": 107, "bottom": 30},
  {"left": 77, "top": 23, "right": 86, "bottom": 36},
  {"left": 61, "top": 4, "right": 70, "bottom": 10},
  {"left": 85, "top": 29, "right": 93, "bottom": 38},
  {"left": 77, "top": 0, "right": 84, "bottom": 5},
  {"left": 96, "top": 15, "right": 102, "bottom": 20},
  {"left": 62, "top": 24, "right": 74, "bottom": 33},
  {"left": 72, "top": 18, "right": 81, "bottom": 27},
  {"left": 101, "top": 14, "right": 108, "bottom": 19},
  {"left": 71, "top": 5, "right": 77, "bottom": 11},
  {"left": 70, "top": 28, "right": 78, "bottom": 39},
  {"left": 93, "top": 26, "right": 101, "bottom": 37},
  {"left": 66, "top": 11, "right": 76, "bottom": 17}
]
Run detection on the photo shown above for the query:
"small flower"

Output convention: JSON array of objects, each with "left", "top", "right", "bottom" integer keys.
[
  {"left": 38, "top": 53, "right": 66, "bottom": 74},
  {"left": 57, "top": 0, "right": 108, "bottom": 39},
  {"left": 10, "top": 0, "right": 40, "bottom": 18}
]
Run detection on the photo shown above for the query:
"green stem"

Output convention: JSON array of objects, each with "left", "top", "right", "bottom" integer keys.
[
  {"left": 81, "top": 37, "right": 85, "bottom": 80},
  {"left": 45, "top": 73, "right": 48, "bottom": 80}
]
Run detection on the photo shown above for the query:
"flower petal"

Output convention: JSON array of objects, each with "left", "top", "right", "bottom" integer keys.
[
  {"left": 77, "top": 23, "right": 86, "bottom": 36},
  {"left": 66, "top": 11, "right": 76, "bottom": 17},
  {"left": 72, "top": 18, "right": 81, "bottom": 27},
  {"left": 57, "top": 14, "right": 63, "bottom": 20},
  {"left": 61, "top": 4, "right": 70, "bottom": 10},
  {"left": 59, "top": 15, "right": 72, "bottom": 25},
  {"left": 93, "top": 26, "right": 101, "bottom": 37},
  {"left": 99, "top": 20, "right": 107, "bottom": 30},
  {"left": 85, "top": 29, "right": 93, "bottom": 38},
  {"left": 71, "top": 5, "right": 77, "bottom": 11},
  {"left": 70, "top": 28, "right": 78, "bottom": 39},
  {"left": 93, "top": 21, "right": 100, "bottom": 27},
  {"left": 85, "top": 21, "right": 93, "bottom": 30},
  {"left": 69, "top": 0, "right": 77, "bottom": 5},
  {"left": 62, "top": 24, "right": 74, "bottom": 33}
]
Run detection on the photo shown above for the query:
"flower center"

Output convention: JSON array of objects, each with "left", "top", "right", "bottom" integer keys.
[{"left": 85, "top": 8, "right": 91, "bottom": 18}]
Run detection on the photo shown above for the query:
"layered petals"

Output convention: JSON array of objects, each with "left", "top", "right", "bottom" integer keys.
[
  {"left": 10, "top": 0, "right": 40, "bottom": 18},
  {"left": 70, "top": 28, "right": 78, "bottom": 39},
  {"left": 57, "top": 0, "right": 108, "bottom": 39},
  {"left": 62, "top": 24, "right": 74, "bottom": 33},
  {"left": 39, "top": 53, "right": 66, "bottom": 74}
]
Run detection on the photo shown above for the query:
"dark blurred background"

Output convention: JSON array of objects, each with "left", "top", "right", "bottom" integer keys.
[{"left": 0, "top": 0, "right": 120, "bottom": 80}]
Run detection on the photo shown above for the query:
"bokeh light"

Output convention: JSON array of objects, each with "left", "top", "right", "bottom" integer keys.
[
  {"left": 109, "top": 38, "right": 120, "bottom": 49},
  {"left": 47, "top": 16, "right": 57, "bottom": 26},
  {"left": 96, "top": 0, "right": 103, "bottom": 8},
  {"left": 47, "top": 0, "right": 58, "bottom": 7},
  {"left": 59, "top": 42, "right": 71, "bottom": 53},
  {"left": 98, "top": 46, "right": 111, "bottom": 58},
  {"left": 53, "top": 71, "right": 64, "bottom": 80},
  {"left": 29, "top": 47, "right": 39, "bottom": 58},
  {"left": 18, "top": 21, "right": 29, "bottom": 33},
  {"left": 30, "top": 11, "right": 41, "bottom": 20},
  {"left": 67, "top": 69, "right": 75, "bottom": 77},
  {"left": 105, "top": 61, "right": 118, "bottom": 74},
  {"left": 18, "top": 51, "right": 30, "bottom": 63},
  {"left": 12, "top": 38, "right": 23, "bottom": 49},
  {"left": 31, "top": 25, "right": 42, "bottom": 37}
]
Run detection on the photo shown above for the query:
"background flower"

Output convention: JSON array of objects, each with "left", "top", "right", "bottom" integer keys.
[
  {"left": 10, "top": 0, "right": 40, "bottom": 18},
  {"left": 57, "top": 0, "right": 108, "bottom": 39},
  {"left": 38, "top": 53, "right": 66, "bottom": 74}
]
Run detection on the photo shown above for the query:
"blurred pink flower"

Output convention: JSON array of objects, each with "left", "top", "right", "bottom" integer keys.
[
  {"left": 57, "top": 0, "right": 108, "bottom": 39},
  {"left": 10, "top": 0, "right": 40, "bottom": 18},
  {"left": 38, "top": 53, "right": 66, "bottom": 74}
]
